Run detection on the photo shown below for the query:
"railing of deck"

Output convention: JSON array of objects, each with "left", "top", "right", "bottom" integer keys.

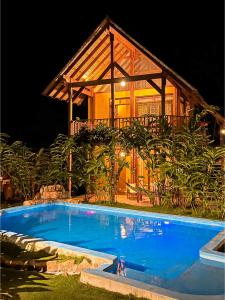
[{"left": 71, "top": 115, "right": 190, "bottom": 135}]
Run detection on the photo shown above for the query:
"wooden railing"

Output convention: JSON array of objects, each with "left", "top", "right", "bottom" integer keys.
[{"left": 71, "top": 115, "right": 190, "bottom": 135}]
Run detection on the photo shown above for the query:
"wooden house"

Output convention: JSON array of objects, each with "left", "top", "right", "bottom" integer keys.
[{"left": 43, "top": 17, "right": 225, "bottom": 197}]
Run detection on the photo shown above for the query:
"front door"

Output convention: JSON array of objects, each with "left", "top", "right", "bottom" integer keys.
[{"left": 115, "top": 98, "right": 130, "bottom": 118}]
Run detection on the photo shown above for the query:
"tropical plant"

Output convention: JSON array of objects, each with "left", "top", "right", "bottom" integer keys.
[
  {"left": 73, "top": 125, "right": 129, "bottom": 203},
  {"left": 0, "top": 134, "right": 36, "bottom": 200}
]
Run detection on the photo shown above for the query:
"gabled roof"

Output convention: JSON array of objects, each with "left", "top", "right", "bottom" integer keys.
[{"left": 43, "top": 17, "right": 224, "bottom": 125}]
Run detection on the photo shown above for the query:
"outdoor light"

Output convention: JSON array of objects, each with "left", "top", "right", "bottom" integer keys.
[
  {"left": 120, "top": 80, "right": 126, "bottom": 87},
  {"left": 220, "top": 128, "right": 225, "bottom": 135},
  {"left": 120, "top": 151, "right": 126, "bottom": 157}
]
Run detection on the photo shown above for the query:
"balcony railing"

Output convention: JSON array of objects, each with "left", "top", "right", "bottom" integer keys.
[{"left": 71, "top": 115, "right": 190, "bottom": 135}]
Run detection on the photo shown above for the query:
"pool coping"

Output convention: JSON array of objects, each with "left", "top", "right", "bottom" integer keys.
[
  {"left": 200, "top": 229, "right": 225, "bottom": 264},
  {"left": 1, "top": 202, "right": 225, "bottom": 300},
  {"left": 2, "top": 202, "right": 225, "bottom": 228}
]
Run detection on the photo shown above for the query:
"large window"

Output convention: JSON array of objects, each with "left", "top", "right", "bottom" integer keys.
[{"left": 136, "top": 95, "right": 173, "bottom": 116}]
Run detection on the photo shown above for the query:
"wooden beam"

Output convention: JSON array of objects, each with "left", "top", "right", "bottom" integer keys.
[
  {"left": 176, "top": 87, "right": 181, "bottom": 115},
  {"left": 98, "top": 63, "right": 112, "bottom": 80},
  {"left": 130, "top": 51, "right": 135, "bottom": 117},
  {"left": 56, "top": 76, "right": 91, "bottom": 100},
  {"left": 130, "top": 51, "right": 136, "bottom": 184},
  {"left": 161, "top": 76, "right": 166, "bottom": 115},
  {"left": 69, "top": 35, "right": 109, "bottom": 78},
  {"left": 60, "top": 73, "right": 93, "bottom": 99},
  {"left": 110, "top": 33, "right": 115, "bottom": 128},
  {"left": 88, "top": 43, "right": 120, "bottom": 80},
  {"left": 90, "top": 44, "right": 127, "bottom": 86},
  {"left": 72, "top": 87, "right": 84, "bottom": 102},
  {"left": 110, "top": 27, "right": 137, "bottom": 52},
  {"left": 147, "top": 79, "right": 162, "bottom": 94},
  {"left": 110, "top": 32, "right": 116, "bottom": 203},
  {"left": 51, "top": 84, "right": 64, "bottom": 98},
  {"left": 77, "top": 42, "right": 111, "bottom": 81},
  {"left": 44, "top": 28, "right": 109, "bottom": 97},
  {"left": 83, "top": 64, "right": 112, "bottom": 95},
  {"left": 93, "top": 47, "right": 128, "bottom": 91},
  {"left": 68, "top": 84, "right": 73, "bottom": 198},
  {"left": 57, "top": 85, "right": 88, "bottom": 101},
  {"left": 70, "top": 72, "right": 162, "bottom": 88},
  {"left": 65, "top": 28, "right": 108, "bottom": 75},
  {"left": 114, "top": 62, "right": 130, "bottom": 78}
]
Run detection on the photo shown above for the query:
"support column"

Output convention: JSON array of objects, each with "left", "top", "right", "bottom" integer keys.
[
  {"left": 161, "top": 75, "right": 166, "bottom": 116},
  {"left": 68, "top": 84, "right": 73, "bottom": 198},
  {"left": 110, "top": 32, "right": 115, "bottom": 128},
  {"left": 130, "top": 51, "right": 137, "bottom": 184},
  {"left": 176, "top": 88, "right": 181, "bottom": 127},
  {"left": 176, "top": 88, "right": 181, "bottom": 116},
  {"left": 110, "top": 32, "right": 116, "bottom": 202},
  {"left": 130, "top": 51, "right": 135, "bottom": 117}
]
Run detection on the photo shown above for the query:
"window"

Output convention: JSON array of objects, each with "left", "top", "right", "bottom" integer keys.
[{"left": 136, "top": 95, "right": 173, "bottom": 116}]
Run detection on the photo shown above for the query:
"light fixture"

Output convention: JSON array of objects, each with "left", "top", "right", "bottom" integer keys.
[
  {"left": 120, "top": 151, "right": 126, "bottom": 157},
  {"left": 220, "top": 128, "right": 225, "bottom": 135},
  {"left": 120, "top": 80, "right": 126, "bottom": 87}
]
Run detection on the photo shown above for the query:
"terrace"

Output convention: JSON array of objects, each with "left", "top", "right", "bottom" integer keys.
[{"left": 71, "top": 115, "right": 190, "bottom": 134}]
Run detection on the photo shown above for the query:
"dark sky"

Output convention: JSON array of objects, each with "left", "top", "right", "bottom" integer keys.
[{"left": 1, "top": 1, "right": 224, "bottom": 149}]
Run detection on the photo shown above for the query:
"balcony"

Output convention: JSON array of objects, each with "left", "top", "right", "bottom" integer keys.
[{"left": 71, "top": 115, "right": 190, "bottom": 135}]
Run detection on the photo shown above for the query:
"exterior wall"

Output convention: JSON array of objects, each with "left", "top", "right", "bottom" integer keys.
[
  {"left": 91, "top": 86, "right": 186, "bottom": 193},
  {"left": 92, "top": 87, "right": 176, "bottom": 120}
]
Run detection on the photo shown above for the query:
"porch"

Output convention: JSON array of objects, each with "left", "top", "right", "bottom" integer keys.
[{"left": 71, "top": 115, "right": 190, "bottom": 134}]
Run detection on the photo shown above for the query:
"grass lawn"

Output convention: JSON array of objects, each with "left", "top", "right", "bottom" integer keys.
[
  {"left": 1, "top": 199, "right": 222, "bottom": 220},
  {"left": 1, "top": 268, "right": 145, "bottom": 300},
  {"left": 92, "top": 201, "right": 222, "bottom": 220},
  {"left": 1, "top": 242, "right": 145, "bottom": 300}
]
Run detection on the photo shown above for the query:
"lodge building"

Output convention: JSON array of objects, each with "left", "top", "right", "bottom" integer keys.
[{"left": 43, "top": 17, "right": 224, "bottom": 197}]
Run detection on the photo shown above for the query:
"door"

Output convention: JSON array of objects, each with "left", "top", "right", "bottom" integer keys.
[{"left": 115, "top": 98, "right": 130, "bottom": 118}]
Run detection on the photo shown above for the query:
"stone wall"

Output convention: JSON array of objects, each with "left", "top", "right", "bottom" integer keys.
[{"left": 35, "top": 185, "right": 69, "bottom": 200}]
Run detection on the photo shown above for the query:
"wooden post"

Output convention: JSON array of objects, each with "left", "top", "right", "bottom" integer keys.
[
  {"left": 110, "top": 32, "right": 115, "bottom": 128},
  {"left": 161, "top": 75, "right": 166, "bottom": 115},
  {"left": 176, "top": 88, "right": 181, "bottom": 116},
  {"left": 68, "top": 84, "right": 73, "bottom": 198},
  {"left": 110, "top": 32, "right": 116, "bottom": 202},
  {"left": 130, "top": 51, "right": 136, "bottom": 184},
  {"left": 130, "top": 51, "right": 135, "bottom": 117}
]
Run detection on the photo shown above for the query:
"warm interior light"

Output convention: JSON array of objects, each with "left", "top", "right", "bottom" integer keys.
[
  {"left": 120, "top": 80, "right": 126, "bottom": 87},
  {"left": 221, "top": 128, "right": 225, "bottom": 135},
  {"left": 82, "top": 74, "right": 88, "bottom": 80}
]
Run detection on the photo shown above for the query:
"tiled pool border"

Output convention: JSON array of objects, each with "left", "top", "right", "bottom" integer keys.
[{"left": 1, "top": 202, "right": 225, "bottom": 300}]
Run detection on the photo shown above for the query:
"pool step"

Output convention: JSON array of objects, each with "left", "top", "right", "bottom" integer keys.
[{"left": 116, "top": 267, "right": 165, "bottom": 286}]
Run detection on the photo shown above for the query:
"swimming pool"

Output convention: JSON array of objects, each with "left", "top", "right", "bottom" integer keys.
[{"left": 1, "top": 203, "right": 224, "bottom": 297}]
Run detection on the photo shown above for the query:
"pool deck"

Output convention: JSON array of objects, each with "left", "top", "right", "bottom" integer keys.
[
  {"left": 1, "top": 202, "right": 225, "bottom": 300},
  {"left": 23, "top": 194, "right": 152, "bottom": 207}
]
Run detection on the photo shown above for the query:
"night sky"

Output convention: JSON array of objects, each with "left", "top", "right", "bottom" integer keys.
[{"left": 1, "top": 1, "right": 224, "bottom": 150}]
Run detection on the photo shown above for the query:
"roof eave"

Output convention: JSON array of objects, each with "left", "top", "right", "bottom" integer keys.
[{"left": 42, "top": 17, "right": 110, "bottom": 97}]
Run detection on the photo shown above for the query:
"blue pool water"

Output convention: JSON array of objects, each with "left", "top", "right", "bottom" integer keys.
[{"left": 1, "top": 204, "right": 224, "bottom": 295}]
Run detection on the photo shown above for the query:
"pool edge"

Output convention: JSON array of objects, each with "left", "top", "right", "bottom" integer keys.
[{"left": 1, "top": 202, "right": 225, "bottom": 300}]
